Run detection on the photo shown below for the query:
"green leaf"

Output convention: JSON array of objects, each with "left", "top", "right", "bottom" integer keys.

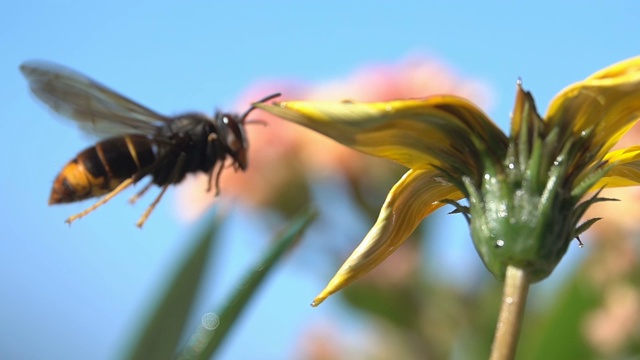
[
  {"left": 342, "top": 277, "right": 422, "bottom": 330},
  {"left": 122, "top": 212, "right": 221, "bottom": 360},
  {"left": 177, "top": 207, "right": 317, "bottom": 360},
  {"left": 518, "top": 270, "right": 600, "bottom": 360}
]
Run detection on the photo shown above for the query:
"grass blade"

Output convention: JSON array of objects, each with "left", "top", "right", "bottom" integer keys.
[
  {"left": 177, "top": 207, "right": 317, "bottom": 360},
  {"left": 123, "top": 213, "right": 221, "bottom": 360}
]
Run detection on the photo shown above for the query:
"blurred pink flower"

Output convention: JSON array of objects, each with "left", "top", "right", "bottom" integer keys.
[
  {"left": 292, "top": 322, "right": 343, "bottom": 360},
  {"left": 291, "top": 319, "right": 418, "bottom": 359},
  {"left": 175, "top": 55, "right": 493, "bottom": 222},
  {"left": 583, "top": 283, "right": 640, "bottom": 356}
]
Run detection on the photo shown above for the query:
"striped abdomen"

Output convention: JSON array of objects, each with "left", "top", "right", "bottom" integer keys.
[{"left": 49, "top": 135, "right": 158, "bottom": 204}]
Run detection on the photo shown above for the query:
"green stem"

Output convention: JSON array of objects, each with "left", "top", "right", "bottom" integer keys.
[{"left": 490, "top": 265, "right": 530, "bottom": 360}]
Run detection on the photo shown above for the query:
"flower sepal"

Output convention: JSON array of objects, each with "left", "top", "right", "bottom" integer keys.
[{"left": 464, "top": 86, "right": 612, "bottom": 282}]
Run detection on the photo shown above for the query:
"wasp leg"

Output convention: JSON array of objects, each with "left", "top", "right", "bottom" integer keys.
[
  {"left": 205, "top": 159, "right": 225, "bottom": 195},
  {"left": 206, "top": 166, "right": 214, "bottom": 193},
  {"left": 135, "top": 153, "right": 186, "bottom": 228},
  {"left": 210, "top": 161, "right": 226, "bottom": 196},
  {"left": 205, "top": 132, "right": 222, "bottom": 194},
  {"left": 128, "top": 179, "right": 154, "bottom": 205},
  {"left": 129, "top": 152, "right": 176, "bottom": 204},
  {"left": 65, "top": 177, "right": 136, "bottom": 225},
  {"left": 135, "top": 183, "right": 170, "bottom": 228}
]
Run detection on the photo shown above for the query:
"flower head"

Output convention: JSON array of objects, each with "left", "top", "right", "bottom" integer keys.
[{"left": 256, "top": 57, "right": 640, "bottom": 306}]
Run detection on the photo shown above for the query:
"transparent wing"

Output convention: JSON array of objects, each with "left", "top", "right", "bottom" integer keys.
[{"left": 20, "top": 60, "right": 171, "bottom": 137}]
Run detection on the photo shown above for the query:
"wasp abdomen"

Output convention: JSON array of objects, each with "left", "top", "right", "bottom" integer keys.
[{"left": 49, "top": 135, "right": 158, "bottom": 204}]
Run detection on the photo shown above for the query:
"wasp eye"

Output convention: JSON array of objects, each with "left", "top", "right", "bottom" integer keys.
[
  {"left": 220, "top": 116, "right": 245, "bottom": 152},
  {"left": 226, "top": 131, "right": 241, "bottom": 151}
]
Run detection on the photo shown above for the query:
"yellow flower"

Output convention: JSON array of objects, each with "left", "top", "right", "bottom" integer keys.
[{"left": 256, "top": 57, "right": 640, "bottom": 306}]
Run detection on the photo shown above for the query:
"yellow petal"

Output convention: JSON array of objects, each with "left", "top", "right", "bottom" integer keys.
[
  {"left": 545, "top": 56, "right": 640, "bottom": 158},
  {"left": 592, "top": 146, "right": 640, "bottom": 188},
  {"left": 311, "top": 168, "right": 463, "bottom": 306},
  {"left": 255, "top": 98, "right": 505, "bottom": 171}
]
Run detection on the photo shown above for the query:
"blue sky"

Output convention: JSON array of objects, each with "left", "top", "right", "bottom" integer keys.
[{"left": 1, "top": 1, "right": 638, "bottom": 359}]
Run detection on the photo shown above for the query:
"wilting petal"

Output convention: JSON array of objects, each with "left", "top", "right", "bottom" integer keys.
[
  {"left": 312, "top": 168, "right": 463, "bottom": 306},
  {"left": 545, "top": 57, "right": 640, "bottom": 157},
  {"left": 593, "top": 146, "right": 640, "bottom": 188},
  {"left": 255, "top": 98, "right": 505, "bottom": 171}
]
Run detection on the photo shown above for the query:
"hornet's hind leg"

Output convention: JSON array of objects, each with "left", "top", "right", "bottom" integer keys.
[
  {"left": 65, "top": 177, "right": 136, "bottom": 225},
  {"left": 135, "top": 153, "right": 187, "bottom": 228}
]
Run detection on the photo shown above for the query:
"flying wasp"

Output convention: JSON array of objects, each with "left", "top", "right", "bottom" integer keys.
[{"left": 21, "top": 60, "right": 279, "bottom": 227}]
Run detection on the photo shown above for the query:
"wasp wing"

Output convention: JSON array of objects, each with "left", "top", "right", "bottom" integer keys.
[{"left": 20, "top": 60, "right": 171, "bottom": 137}]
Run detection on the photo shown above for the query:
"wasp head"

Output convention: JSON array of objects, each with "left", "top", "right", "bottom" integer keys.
[
  {"left": 215, "top": 93, "right": 281, "bottom": 170},
  {"left": 215, "top": 113, "right": 249, "bottom": 170}
]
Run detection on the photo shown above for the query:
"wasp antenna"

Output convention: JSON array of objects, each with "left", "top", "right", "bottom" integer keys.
[
  {"left": 240, "top": 92, "right": 282, "bottom": 122},
  {"left": 254, "top": 92, "right": 282, "bottom": 105}
]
